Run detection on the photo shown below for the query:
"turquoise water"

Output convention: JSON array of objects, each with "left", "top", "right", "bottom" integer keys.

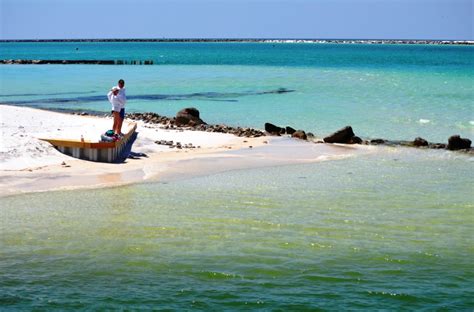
[
  {"left": 1, "top": 43, "right": 473, "bottom": 141},
  {"left": 1, "top": 149, "right": 473, "bottom": 309},
  {"left": 1, "top": 43, "right": 474, "bottom": 309}
]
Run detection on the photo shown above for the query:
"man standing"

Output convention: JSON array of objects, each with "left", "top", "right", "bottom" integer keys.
[
  {"left": 107, "top": 86, "right": 122, "bottom": 136},
  {"left": 116, "top": 79, "right": 127, "bottom": 135}
]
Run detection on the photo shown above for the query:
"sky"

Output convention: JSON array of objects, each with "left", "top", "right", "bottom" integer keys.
[{"left": 0, "top": 0, "right": 472, "bottom": 40}]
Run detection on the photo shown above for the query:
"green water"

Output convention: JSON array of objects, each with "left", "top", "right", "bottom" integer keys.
[{"left": 1, "top": 149, "right": 473, "bottom": 309}]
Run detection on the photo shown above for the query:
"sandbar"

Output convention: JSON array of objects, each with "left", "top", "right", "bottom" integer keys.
[{"left": 0, "top": 105, "right": 371, "bottom": 197}]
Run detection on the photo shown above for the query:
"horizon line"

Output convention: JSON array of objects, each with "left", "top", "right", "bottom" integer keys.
[{"left": 1, "top": 37, "right": 473, "bottom": 44}]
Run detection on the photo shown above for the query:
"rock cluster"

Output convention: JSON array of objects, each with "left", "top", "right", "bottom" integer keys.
[
  {"left": 264, "top": 122, "right": 312, "bottom": 140},
  {"left": 127, "top": 109, "right": 265, "bottom": 138},
  {"left": 154, "top": 140, "right": 199, "bottom": 149},
  {"left": 108, "top": 108, "right": 474, "bottom": 153},
  {"left": 263, "top": 121, "right": 472, "bottom": 153},
  {"left": 368, "top": 135, "right": 471, "bottom": 152}
]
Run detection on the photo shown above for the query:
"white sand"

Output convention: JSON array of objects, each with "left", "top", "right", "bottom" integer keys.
[
  {"left": 0, "top": 105, "right": 371, "bottom": 196},
  {"left": 0, "top": 105, "right": 243, "bottom": 171}
]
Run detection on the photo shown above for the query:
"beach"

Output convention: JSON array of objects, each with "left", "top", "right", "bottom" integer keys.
[
  {"left": 0, "top": 105, "right": 261, "bottom": 195},
  {"left": 0, "top": 105, "right": 366, "bottom": 197}
]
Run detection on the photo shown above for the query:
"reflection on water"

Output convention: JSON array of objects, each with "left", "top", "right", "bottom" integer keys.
[{"left": 0, "top": 88, "right": 294, "bottom": 106}]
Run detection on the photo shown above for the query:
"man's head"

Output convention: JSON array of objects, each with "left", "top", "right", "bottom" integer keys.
[{"left": 118, "top": 79, "right": 125, "bottom": 89}]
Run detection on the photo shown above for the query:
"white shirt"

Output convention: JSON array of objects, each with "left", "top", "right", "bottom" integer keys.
[
  {"left": 107, "top": 91, "right": 122, "bottom": 112},
  {"left": 117, "top": 87, "right": 126, "bottom": 109}
]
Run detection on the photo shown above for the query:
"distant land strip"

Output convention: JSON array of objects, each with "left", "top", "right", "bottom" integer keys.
[
  {"left": 0, "top": 38, "right": 473, "bottom": 45},
  {"left": 0, "top": 60, "right": 154, "bottom": 65}
]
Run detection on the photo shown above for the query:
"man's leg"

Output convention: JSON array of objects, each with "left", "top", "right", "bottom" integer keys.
[
  {"left": 118, "top": 108, "right": 125, "bottom": 135},
  {"left": 113, "top": 111, "right": 120, "bottom": 134}
]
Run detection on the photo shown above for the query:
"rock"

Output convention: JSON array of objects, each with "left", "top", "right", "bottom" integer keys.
[
  {"left": 176, "top": 107, "right": 206, "bottom": 126},
  {"left": 285, "top": 126, "right": 296, "bottom": 135},
  {"left": 292, "top": 130, "right": 307, "bottom": 140},
  {"left": 447, "top": 135, "right": 471, "bottom": 150},
  {"left": 180, "top": 107, "right": 200, "bottom": 118},
  {"left": 413, "top": 137, "right": 428, "bottom": 147},
  {"left": 265, "top": 123, "right": 285, "bottom": 135},
  {"left": 323, "top": 126, "right": 355, "bottom": 144}
]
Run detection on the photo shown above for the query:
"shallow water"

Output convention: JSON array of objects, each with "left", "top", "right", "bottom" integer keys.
[{"left": 1, "top": 149, "right": 473, "bottom": 309}]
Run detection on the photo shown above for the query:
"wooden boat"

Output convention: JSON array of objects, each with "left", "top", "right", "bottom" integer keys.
[{"left": 39, "top": 123, "right": 137, "bottom": 163}]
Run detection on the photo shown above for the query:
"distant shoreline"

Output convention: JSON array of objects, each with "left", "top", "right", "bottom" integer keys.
[{"left": 1, "top": 38, "right": 473, "bottom": 45}]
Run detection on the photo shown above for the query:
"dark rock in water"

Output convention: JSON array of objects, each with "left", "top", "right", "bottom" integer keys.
[
  {"left": 349, "top": 136, "right": 363, "bottom": 144},
  {"left": 370, "top": 139, "right": 386, "bottom": 145},
  {"left": 292, "top": 130, "right": 307, "bottom": 140},
  {"left": 265, "top": 122, "right": 284, "bottom": 135},
  {"left": 176, "top": 107, "right": 206, "bottom": 126},
  {"left": 447, "top": 135, "right": 471, "bottom": 150},
  {"left": 413, "top": 137, "right": 429, "bottom": 147},
  {"left": 285, "top": 126, "right": 296, "bottom": 135},
  {"left": 307, "top": 132, "right": 315, "bottom": 138},
  {"left": 323, "top": 126, "right": 355, "bottom": 144}
]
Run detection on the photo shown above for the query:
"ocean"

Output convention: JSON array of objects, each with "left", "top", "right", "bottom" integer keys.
[{"left": 1, "top": 42, "right": 473, "bottom": 309}]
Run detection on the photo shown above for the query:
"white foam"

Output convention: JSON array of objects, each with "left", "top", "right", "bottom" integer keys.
[{"left": 419, "top": 119, "right": 430, "bottom": 124}]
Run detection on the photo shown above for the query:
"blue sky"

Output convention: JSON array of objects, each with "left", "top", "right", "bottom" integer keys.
[{"left": 1, "top": 0, "right": 472, "bottom": 40}]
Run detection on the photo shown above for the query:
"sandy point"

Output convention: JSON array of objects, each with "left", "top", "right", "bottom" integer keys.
[{"left": 0, "top": 105, "right": 370, "bottom": 197}]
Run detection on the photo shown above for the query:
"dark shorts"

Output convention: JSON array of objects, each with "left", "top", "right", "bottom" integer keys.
[{"left": 119, "top": 108, "right": 125, "bottom": 119}]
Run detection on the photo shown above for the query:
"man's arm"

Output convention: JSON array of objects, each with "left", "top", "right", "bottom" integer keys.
[
  {"left": 117, "top": 89, "right": 127, "bottom": 107},
  {"left": 107, "top": 91, "right": 113, "bottom": 102}
]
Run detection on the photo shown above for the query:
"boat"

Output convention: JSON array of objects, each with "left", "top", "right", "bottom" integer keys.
[{"left": 39, "top": 123, "right": 137, "bottom": 163}]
